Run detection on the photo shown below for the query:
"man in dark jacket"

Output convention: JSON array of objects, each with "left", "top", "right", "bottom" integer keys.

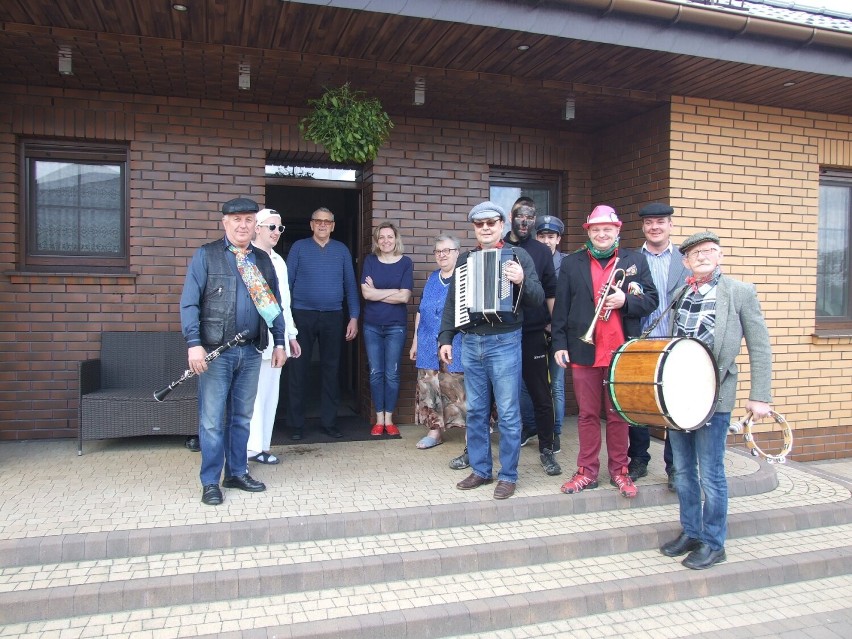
[
  {"left": 181, "top": 197, "right": 287, "bottom": 506},
  {"left": 552, "top": 205, "right": 658, "bottom": 499},
  {"left": 504, "top": 200, "right": 560, "bottom": 476},
  {"left": 439, "top": 201, "right": 544, "bottom": 500}
]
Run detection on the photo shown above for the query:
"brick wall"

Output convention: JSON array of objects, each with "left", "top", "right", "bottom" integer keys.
[
  {"left": 670, "top": 96, "right": 852, "bottom": 461},
  {"left": 3, "top": 82, "right": 851, "bottom": 461},
  {"left": 0, "top": 84, "right": 594, "bottom": 439}
]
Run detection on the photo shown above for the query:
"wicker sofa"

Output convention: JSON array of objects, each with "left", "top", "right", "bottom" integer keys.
[{"left": 78, "top": 331, "right": 198, "bottom": 454}]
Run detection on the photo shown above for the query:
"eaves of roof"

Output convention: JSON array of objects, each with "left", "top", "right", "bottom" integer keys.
[{"left": 308, "top": 0, "right": 852, "bottom": 76}]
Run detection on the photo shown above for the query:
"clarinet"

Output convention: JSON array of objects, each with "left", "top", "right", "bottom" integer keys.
[{"left": 153, "top": 331, "right": 249, "bottom": 402}]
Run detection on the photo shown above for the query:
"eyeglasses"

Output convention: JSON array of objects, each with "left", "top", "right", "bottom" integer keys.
[
  {"left": 472, "top": 218, "right": 501, "bottom": 228},
  {"left": 262, "top": 224, "right": 285, "bottom": 233},
  {"left": 687, "top": 247, "right": 720, "bottom": 259},
  {"left": 311, "top": 219, "right": 334, "bottom": 226},
  {"left": 433, "top": 248, "right": 458, "bottom": 257}
]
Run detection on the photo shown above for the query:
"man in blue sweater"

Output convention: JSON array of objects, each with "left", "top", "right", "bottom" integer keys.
[{"left": 286, "top": 207, "right": 360, "bottom": 440}]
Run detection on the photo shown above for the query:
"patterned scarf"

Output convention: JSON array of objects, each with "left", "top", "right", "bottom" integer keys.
[
  {"left": 228, "top": 244, "right": 281, "bottom": 328},
  {"left": 585, "top": 237, "right": 619, "bottom": 260},
  {"left": 686, "top": 266, "right": 722, "bottom": 293}
]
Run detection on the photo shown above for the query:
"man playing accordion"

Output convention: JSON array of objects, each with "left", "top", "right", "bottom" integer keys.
[{"left": 439, "top": 201, "right": 544, "bottom": 500}]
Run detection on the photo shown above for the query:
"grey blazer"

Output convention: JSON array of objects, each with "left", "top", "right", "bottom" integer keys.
[{"left": 673, "top": 275, "right": 773, "bottom": 413}]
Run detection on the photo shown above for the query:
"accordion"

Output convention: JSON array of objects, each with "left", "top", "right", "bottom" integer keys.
[{"left": 454, "top": 248, "right": 521, "bottom": 328}]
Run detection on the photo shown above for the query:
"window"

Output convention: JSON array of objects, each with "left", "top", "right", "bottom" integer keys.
[
  {"left": 21, "top": 141, "right": 129, "bottom": 272},
  {"left": 817, "top": 171, "right": 852, "bottom": 328},
  {"left": 489, "top": 169, "right": 560, "bottom": 218}
]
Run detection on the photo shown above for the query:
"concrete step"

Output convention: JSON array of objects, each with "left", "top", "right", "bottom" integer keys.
[
  {"left": 1, "top": 459, "right": 850, "bottom": 636},
  {"left": 452, "top": 574, "right": 852, "bottom": 639},
  {"left": 1, "top": 526, "right": 850, "bottom": 638}
]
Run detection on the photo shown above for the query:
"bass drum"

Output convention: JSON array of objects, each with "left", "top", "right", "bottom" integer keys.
[{"left": 608, "top": 337, "right": 719, "bottom": 431}]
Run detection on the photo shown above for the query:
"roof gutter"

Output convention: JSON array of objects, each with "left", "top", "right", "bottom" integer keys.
[{"left": 558, "top": 0, "right": 852, "bottom": 50}]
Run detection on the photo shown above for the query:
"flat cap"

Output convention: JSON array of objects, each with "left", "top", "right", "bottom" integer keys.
[
  {"left": 679, "top": 231, "right": 721, "bottom": 255},
  {"left": 535, "top": 215, "right": 564, "bottom": 235},
  {"left": 639, "top": 202, "right": 674, "bottom": 217},
  {"left": 222, "top": 197, "right": 260, "bottom": 215},
  {"left": 468, "top": 201, "right": 507, "bottom": 223}
]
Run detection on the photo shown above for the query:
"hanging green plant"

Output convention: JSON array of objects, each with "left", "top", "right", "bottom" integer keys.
[{"left": 299, "top": 83, "right": 394, "bottom": 163}]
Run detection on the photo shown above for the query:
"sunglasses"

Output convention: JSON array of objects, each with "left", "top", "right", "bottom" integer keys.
[
  {"left": 262, "top": 224, "right": 285, "bottom": 233},
  {"left": 472, "top": 218, "right": 501, "bottom": 228},
  {"left": 311, "top": 219, "right": 334, "bottom": 226}
]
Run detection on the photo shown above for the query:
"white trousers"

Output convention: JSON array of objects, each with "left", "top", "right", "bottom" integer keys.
[{"left": 247, "top": 358, "right": 282, "bottom": 455}]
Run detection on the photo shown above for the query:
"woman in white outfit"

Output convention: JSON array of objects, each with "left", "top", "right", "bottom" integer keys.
[{"left": 247, "top": 208, "right": 301, "bottom": 464}]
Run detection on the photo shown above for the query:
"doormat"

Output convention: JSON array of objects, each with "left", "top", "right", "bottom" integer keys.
[{"left": 270, "top": 415, "right": 398, "bottom": 445}]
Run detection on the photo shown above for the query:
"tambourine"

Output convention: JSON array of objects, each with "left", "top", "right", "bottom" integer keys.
[{"left": 729, "top": 410, "right": 793, "bottom": 464}]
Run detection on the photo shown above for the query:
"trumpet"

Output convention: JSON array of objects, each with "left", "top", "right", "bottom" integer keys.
[{"left": 579, "top": 258, "right": 626, "bottom": 345}]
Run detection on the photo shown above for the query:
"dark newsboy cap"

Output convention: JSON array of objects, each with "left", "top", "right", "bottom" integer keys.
[
  {"left": 222, "top": 197, "right": 260, "bottom": 215},
  {"left": 679, "top": 231, "right": 721, "bottom": 255},
  {"left": 639, "top": 202, "right": 674, "bottom": 217}
]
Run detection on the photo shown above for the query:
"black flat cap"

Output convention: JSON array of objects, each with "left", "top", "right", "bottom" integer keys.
[
  {"left": 222, "top": 197, "right": 260, "bottom": 215},
  {"left": 679, "top": 231, "right": 721, "bottom": 255},
  {"left": 639, "top": 203, "right": 674, "bottom": 217}
]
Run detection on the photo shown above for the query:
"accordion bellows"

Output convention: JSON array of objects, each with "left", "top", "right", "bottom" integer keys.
[{"left": 454, "top": 248, "right": 520, "bottom": 328}]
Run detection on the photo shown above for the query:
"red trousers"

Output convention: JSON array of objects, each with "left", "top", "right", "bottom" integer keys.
[{"left": 571, "top": 365, "right": 629, "bottom": 479}]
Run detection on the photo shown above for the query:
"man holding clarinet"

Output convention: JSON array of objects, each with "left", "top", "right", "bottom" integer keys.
[{"left": 180, "top": 197, "right": 287, "bottom": 506}]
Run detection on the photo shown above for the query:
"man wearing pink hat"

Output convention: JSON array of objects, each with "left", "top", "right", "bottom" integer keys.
[{"left": 551, "top": 205, "right": 658, "bottom": 498}]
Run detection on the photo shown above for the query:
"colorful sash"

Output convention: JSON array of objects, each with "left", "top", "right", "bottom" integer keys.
[{"left": 228, "top": 245, "right": 281, "bottom": 327}]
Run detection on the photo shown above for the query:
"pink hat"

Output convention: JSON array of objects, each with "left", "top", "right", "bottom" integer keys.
[{"left": 582, "top": 205, "right": 622, "bottom": 229}]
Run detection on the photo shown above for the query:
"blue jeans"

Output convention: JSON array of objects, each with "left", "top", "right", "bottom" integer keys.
[
  {"left": 668, "top": 412, "right": 731, "bottom": 551},
  {"left": 363, "top": 323, "right": 407, "bottom": 413},
  {"left": 462, "top": 329, "right": 523, "bottom": 483},
  {"left": 198, "top": 344, "right": 261, "bottom": 486}
]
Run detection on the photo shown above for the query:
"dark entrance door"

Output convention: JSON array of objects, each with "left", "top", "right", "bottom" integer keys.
[{"left": 263, "top": 182, "right": 362, "bottom": 431}]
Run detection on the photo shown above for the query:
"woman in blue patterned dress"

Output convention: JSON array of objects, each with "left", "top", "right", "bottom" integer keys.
[{"left": 409, "top": 234, "right": 466, "bottom": 449}]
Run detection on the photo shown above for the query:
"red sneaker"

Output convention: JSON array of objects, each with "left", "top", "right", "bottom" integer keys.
[
  {"left": 561, "top": 467, "right": 598, "bottom": 494},
  {"left": 371, "top": 424, "right": 384, "bottom": 436},
  {"left": 610, "top": 466, "right": 638, "bottom": 498},
  {"left": 385, "top": 423, "right": 400, "bottom": 436}
]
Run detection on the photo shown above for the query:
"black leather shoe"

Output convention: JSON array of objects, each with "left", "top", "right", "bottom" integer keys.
[
  {"left": 222, "top": 474, "right": 266, "bottom": 492},
  {"left": 290, "top": 431, "right": 303, "bottom": 441},
  {"left": 628, "top": 460, "right": 648, "bottom": 480},
  {"left": 321, "top": 424, "right": 343, "bottom": 439},
  {"left": 185, "top": 436, "right": 200, "bottom": 452},
  {"left": 660, "top": 533, "right": 702, "bottom": 557},
  {"left": 201, "top": 484, "right": 223, "bottom": 506},
  {"left": 683, "top": 543, "right": 726, "bottom": 570}
]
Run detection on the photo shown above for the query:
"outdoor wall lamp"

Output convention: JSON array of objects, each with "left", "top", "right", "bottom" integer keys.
[
  {"left": 414, "top": 77, "right": 426, "bottom": 106},
  {"left": 563, "top": 96, "right": 576, "bottom": 121},
  {"left": 239, "top": 62, "right": 251, "bottom": 90},
  {"left": 58, "top": 45, "right": 73, "bottom": 76}
]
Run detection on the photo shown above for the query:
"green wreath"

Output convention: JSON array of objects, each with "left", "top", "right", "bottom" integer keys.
[{"left": 299, "top": 83, "right": 394, "bottom": 163}]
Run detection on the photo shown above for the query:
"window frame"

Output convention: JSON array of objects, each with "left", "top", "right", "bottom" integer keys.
[
  {"left": 816, "top": 170, "right": 852, "bottom": 332},
  {"left": 20, "top": 139, "right": 130, "bottom": 273},
  {"left": 489, "top": 168, "right": 561, "bottom": 219}
]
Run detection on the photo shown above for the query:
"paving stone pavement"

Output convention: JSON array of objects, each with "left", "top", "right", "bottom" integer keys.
[{"left": 0, "top": 418, "right": 850, "bottom": 638}]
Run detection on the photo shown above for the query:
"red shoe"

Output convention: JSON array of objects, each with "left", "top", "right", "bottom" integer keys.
[
  {"left": 384, "top": 423, "right": 400, "bottom": 436},
  {"left": 371, "top": 424, "right": 384, "bottom": 436},
  {"left": 561, "top": 467, "right": 598, "bottom": 494},
  {"left": 610, "top": 466, "right": 638, "bottom": 498}
]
